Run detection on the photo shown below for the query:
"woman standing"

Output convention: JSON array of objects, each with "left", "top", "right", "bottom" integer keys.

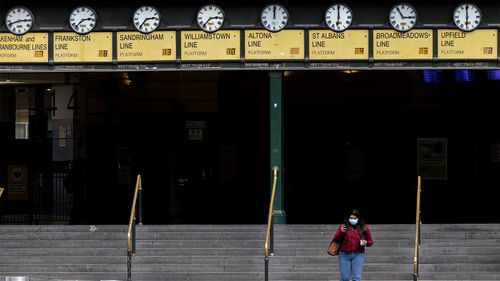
[{"left": 333, "top": 209, "right": 373, "bottom": 281}]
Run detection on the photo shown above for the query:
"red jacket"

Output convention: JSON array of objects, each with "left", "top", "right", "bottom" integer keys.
[{"left": 333, "top": 223, "right": 373, "bottom": 253}]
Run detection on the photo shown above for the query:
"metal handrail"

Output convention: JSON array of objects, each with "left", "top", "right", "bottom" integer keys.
[
  {"left": 413, "top": 176, "right": 422, "bottom": 281},
  {"left": 264, "top": 166, "right": 279, "bottom": 281},
  {"left": 127, "top": 175, "right": 142, "bottom": 281}
]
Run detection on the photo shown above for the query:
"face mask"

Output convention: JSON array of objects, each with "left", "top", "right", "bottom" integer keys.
[{"left": 349, "top": 218, "right": 358, "bottom": 225}]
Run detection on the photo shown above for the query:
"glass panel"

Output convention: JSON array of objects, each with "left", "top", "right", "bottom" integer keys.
[{"left": 15, "top": 88, "right": 29, "bottom": 140}]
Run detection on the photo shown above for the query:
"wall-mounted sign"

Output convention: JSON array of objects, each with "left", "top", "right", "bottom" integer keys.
[
  {"left": 245, "top": 29, "right": 304, "bottom": 60},
  {"left": 7, "top": 165, "right": 28, "bottom": 200},
  {"left": 438, "top": 29, "right": 497, "bottom": 60},
  {"left": 117, "top": 31, "right": 176, "bottom": 62},
  {"left": 373, "top": 29, "right": 433, "bottom": 60},
  {"left": 309, "top": 30, "right": 368, "bottom": 60},
  {"left": 0, "top": 33, "right": 48, "bottom": 63},
  {"left": 417, "top": 138, "right": 447, "bottom": 180},
  {"left": 181, "top": 30, "right": 240, "bottom": 61},
  {"left": 53, "top": 32, "right": 112, "bottom": 63}
]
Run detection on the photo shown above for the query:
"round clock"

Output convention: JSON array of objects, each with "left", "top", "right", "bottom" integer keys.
[
  {"left": 69, "top": 6, "right": 97, "bottom": 35},
  {"left": 197, "top": 4, "right": 225, "bottom": 33},
  {"left": 133, "top": 5, "right": 161, "bottom": 34},
  {"left": 5, "top": 6, "right": 34, "bottom": 35},
  {"left": 260, "top": 4, "right": 289, "bottom": 32},
  {"left": 388, "top": 3, "right": 418, "bottom": 32},
  {"left": 453, "top": 3, "right": 482, "bottom": 31},
  {"left": 325, "top": 3, "right": 353, "bottom": 32}
]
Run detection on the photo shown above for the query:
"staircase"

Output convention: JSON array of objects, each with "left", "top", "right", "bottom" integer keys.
[{"left": 0, "top": 224, "right": 498, "bottom": 281}]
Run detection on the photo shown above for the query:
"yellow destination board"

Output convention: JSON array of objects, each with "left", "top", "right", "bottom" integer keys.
[
  {"left": 245, "top": 30, "right": 304, "bottom": 60},
  {"left": 54, "top": 32, "right": 112, "bottom": 63},
  {"left": 118, "top": 31, "right": 176, "bottom": 62},
  {"left": 373, "top": 29, "right": 433, "bottom": 60},
  {"left": 438, "top": 29, "right": 497, "bottom": 60},
  {"left": 181, "top": 30, "right": 240, "bottom": 61},
  {"left": 309, "top": 30, "right": 368, "bottom": 60},
  {"left": 0, "top": 33, "right": 48, "bottom": 63}
]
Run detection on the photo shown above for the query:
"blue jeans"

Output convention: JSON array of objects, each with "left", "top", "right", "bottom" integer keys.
[{"left": 338, "top": 251, "right": 365, "bottom": 281}]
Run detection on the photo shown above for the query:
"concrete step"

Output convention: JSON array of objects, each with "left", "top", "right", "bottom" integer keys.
[{"left": 0, "top": 224, "right": 498, "bottom": 281}]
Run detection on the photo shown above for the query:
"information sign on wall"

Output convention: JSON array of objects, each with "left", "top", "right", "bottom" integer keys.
[
  {"left": 309, "top": 30, "right": 368, "bottom": 60},
  {"left": 373, "top": 29, "right": 433, "bottom": 60},
  {"left": 53, "top": 32, "right": 113, "bottom": 63},
  {"left": 0, "top": 33, "right": 48, "bottom": 63},
  {"left": 437, "top": 29, "right": 497, "bottom": 60},
  {"left": 417, "top": 138, "right": 447, "bottom": 180},
  {"left": 181, "top": 30, "right": 240, "bottom": 61},
  {"left": 7, "top": 165, "right": 28, "bottom": 200},
  {"left": 245, "top": 30, "right": 304, "bottom": 60},
  {"left": 117, "top": 31, "right": 176, "bottom": 62}
]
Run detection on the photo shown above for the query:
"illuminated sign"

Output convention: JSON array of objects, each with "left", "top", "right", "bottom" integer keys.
[
  {"left": 181, "top": 30, "right": 240, "bottom": 61},
  {"left": 309, "top": 30, "right": 368, "bottom": 60},
  {"left": 245, "top": 30, "right": 304, "bottom": 60},
  {"left": 53, "top": 32, "right": 112, "bottom": 63},
  {"left": 117, "top": 31, "right": 176, "bottom": 62},
  {"left": 438, "top": 29, "right": 497, "bottom": 60},
  {"left": 373, "top": 29, "right": 433, "bottom": 60},
  {"left": 0, "top": 33, "right": 48, "bottom": 63}
]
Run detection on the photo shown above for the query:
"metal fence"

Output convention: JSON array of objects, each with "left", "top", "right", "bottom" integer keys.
[{"left": 0, "top": 162, "right": 72, "bottom": 224}]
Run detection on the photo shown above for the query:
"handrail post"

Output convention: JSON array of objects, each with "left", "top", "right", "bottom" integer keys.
[
  {"left": 265, "top": 166, "right": 279, "bottom": 281},
  {"left": 127, "top": 174, "right": 142, "bottom": 281},
  {"left": 127, "top": 250, "right": 132, "bottom": 281},
  {"left": 270, "top": 216, "right": 274, "bottom": 255},
  {"left": 413, "top": 176, "right": 422, "bottom": 281},
  {"left": 138, "top": 179, "right": 143, "bottom": 225}
]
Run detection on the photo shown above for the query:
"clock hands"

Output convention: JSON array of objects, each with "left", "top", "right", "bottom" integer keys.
[
  {"left": 202, "top": 16, "right": 223, "bottom": 27},
  {"left": 336, "top": 5, "right": 341, "bottom": 25},
  {"left": 76, "top": 17, "right": 95, "bottom": 26},
  {"left": 273, "top": 5, "right": 276, "bottom": 20},
  {"left": 396, "top": 7, "right": 405, "bottom": 18},
  {"left": 139, "top": 17, "right": 159, "bottom": 28},
  {"left": 7, "top": 18, "right": 32, "bottom": 27},
  {"left": 396, "top": 6, "right": 416, "bottom": 19},
  {"left": 465, "top": 4, "right": 469, "bottom": 27}
]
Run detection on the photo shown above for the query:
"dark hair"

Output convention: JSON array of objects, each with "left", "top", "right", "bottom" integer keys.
[{"left": 345, "top": 208, "right": 367, "bottom": 235}]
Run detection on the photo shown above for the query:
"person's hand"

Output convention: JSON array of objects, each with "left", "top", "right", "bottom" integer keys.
[
  {"left": 341, "top": 224, "right": 347, "bottom": 233},
  {"left": 360, "top": 239, "right": 367, "bottom": 246}
]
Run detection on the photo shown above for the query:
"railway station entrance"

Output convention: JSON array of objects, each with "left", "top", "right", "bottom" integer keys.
[{"left": 1, "top": 69, "right": 499, "bottom": 224}]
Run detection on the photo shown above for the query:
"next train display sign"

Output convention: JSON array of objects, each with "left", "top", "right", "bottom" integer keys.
[
  {"left": 373, "top": 30, "right": 433, "bottom": 60},
  {"left": 0, "top": 33, "right": 48, "bottom": 63},
  {"left": 117, "top": 31, "right": 176, "bottom": 62},
  {"left": 245, "top": 30, "right": 304, "bottom": 60},
  {"left": 0, "top": 28, "right": 499, "bottom": 69},
  {"left": 181, "top": 30, "right": 240, "bottom": 61},
  {"left": 437, "top": 29, "right": 498, "bottom": 60},
  {"left": 53, "top": 32, "right": 113, "bottom": 63},
  {"left": 308, "top": 30, "right": 369, "bottom": 60}
]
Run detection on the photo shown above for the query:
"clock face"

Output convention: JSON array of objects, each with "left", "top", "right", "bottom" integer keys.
[
  {"left": 197, "top": 4, "right": 225, "bottom": 32},
  {"left": 453, "top": 3, "right": 482, "bottom": 31},
  {"left": 260, "top": 4, "right": 289, "bottom": 32},
  {"left": 133, "top": 5, "right": 161, "bottom": 33},
  {"left": 5, "top": 6, "right": 34, "bottom": 35},
  {"left": 389, "top": 3, "right": 418, "bottom": 32},
  {"left": 69, "top": 6, "right": 97, "bottom": 34},
  {"left": 325, "top": 3, "right": 353, "bottom": 32}
]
